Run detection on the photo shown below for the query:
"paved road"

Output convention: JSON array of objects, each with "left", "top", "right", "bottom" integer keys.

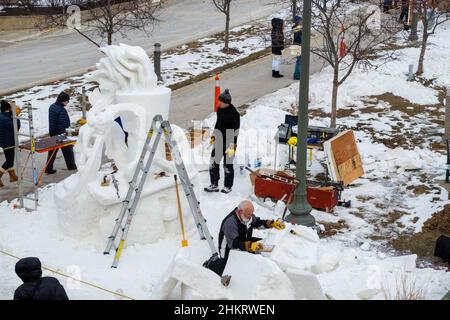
[{"left": 0, "top": 0, "right": 282, "bottom": 94}]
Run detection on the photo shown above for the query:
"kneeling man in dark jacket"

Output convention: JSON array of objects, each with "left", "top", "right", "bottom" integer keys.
[
  {"left": 14, "top": 257, "right": 69, "bottom": 300},
  {"left": 218, "top": 200, "right": 285, "bottom": 264}
]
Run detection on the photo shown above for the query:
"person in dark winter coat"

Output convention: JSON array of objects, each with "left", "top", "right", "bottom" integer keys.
[
  {"left": 271, "top": 17, "right": 285, "bottom": 78},
  {"left": 14, "top": 257, "right": 69, "bottom": 300},
  {"left": 218, "top": 200, "right": 285, "bottom": 264},
  {"left": 0, "top": 100, "right": 20, "bottom": 188},
  {"left": 292, "top": 16, "right": 302, "bottom": 80},
  {"left": 399, "top": 0, "right": 410, "bottom": 30},
  {"left": 46, "top": 92, "right": 77, "bottom": 174},
  {"left": 204, "top": 89, "right": 240, "bottom": 194}
]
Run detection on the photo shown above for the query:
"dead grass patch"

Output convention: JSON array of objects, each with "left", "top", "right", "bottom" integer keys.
[
  {"left": 390, "top": 204, "right": 450, "bottom": 268},
  {"left": 319, "top": 219, "right": 349, "bottom": 238}
]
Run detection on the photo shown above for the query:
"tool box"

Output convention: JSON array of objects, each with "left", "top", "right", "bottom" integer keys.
[{"left": 249, "top": 168, "right": 340, "bottom": 212}]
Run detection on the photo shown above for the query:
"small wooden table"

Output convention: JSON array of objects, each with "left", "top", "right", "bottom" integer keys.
[
  {"left": 19, "top": 135, "right": 77, "bottom": 185},
  {"left": 20, "top": 136, "right": 76, "bottom": 154}
]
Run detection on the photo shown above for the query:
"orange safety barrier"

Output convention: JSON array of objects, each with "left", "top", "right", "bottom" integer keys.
[{"left": 214, "top": 73, "right": 221, "bottom": 112}]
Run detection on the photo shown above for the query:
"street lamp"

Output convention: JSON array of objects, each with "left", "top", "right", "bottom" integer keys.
[{"left": 285, "top": 0, "right": 315, "bottom": 227}]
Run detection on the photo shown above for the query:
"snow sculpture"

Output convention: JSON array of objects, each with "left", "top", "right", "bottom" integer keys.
[{"left": 54, "top": 44, "right": 195, "bottom": 246}]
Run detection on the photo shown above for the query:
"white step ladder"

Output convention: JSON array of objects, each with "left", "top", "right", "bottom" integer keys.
[
  {"left": 12, "top": 102, "right": 39, "bottom": 211},
  {"left": 104, "top": 115, "right": 219, "bottom": 268}
]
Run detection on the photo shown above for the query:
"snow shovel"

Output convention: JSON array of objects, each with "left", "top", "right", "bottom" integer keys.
[{"left": 174, "top": 175, "right": 188, "bottom": 247}]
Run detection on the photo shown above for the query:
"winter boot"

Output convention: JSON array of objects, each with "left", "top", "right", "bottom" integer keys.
[
  {"left": 272, "top": 70, "right": 276, "bottom": 78},
  {"left": 221, "top": 187, "right": 232, "bottom": 194},
  {"left": 0, "top": 168, "right": 5, "bottom": 188},
  {"left": 204, "top": 184, "right": 219, "bottom": 192},
  {"left": 7, "top": 168, "right": 18, "bottom": 183},
  {"left": 274, "top": 71, "right": 284, "bottom": 78}
]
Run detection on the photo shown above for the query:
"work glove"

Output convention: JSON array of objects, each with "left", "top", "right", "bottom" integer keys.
[
  {"left": 266, "top": 219, "right": 286, "bottom": 230},
  {"left": 16, "top": 106, "right": 21, "bottom": 116},
  {"left": 287, "top": 136, "right": 297, "bottom": 147},
  {"left": 225, "top": 144, "right": 236, "bottom": 157},
  {"left": 77, "top": 118, "right": 87, "bottom": 126},
  {"left": 244, "top": 241, "right": 263, "bottom": 253},
  {"left": 210, "top": 135, "right": 215, "bottom": 145}
]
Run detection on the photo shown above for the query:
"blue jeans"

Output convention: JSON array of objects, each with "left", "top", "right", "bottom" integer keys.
[{"left": 294, "top": 56, "right": 301, "bottom": 80}]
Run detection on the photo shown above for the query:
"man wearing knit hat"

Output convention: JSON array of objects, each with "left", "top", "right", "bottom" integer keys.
[
  {"left": 0, "top": 100, "right": 20, "bottom": 188},
  {"left": 45, "top": 91, "right": 77, "bottom": 174},
  {"left": 204, "top": 89, "right": 240, "bottom": 194}
]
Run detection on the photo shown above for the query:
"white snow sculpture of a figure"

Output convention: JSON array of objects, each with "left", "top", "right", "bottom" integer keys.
[{"left": 54, "top": 44, "right": 195, "bottom": 247}]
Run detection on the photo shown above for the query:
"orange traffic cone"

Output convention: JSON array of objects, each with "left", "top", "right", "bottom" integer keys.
[{"left": 214, "top": 73, "right": 220, "bottom": 112}]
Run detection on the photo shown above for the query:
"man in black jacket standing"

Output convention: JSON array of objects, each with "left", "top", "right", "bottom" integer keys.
[
  {"left": 218, "top": 200, "right": 285, "bottom": 264},
  {"left": 45, "top": 91, "right": 77, "bottom": 174},
  {"left": 204, "top": 89, "right": 240, "bottom": 194},
  {"left": 0, "top": 100, "right": 20, "bottom": 188},
  {"left": 14, "top": 257, "right": 69, "bottom": 300}
]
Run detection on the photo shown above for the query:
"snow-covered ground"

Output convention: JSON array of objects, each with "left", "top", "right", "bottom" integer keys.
[{"left": 1, "top": 18, "right": 450, "bottom": 300}]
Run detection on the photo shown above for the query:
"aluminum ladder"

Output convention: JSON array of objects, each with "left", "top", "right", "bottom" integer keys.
[
  {"left": 104, "top": 115, "right": 219, "bottom": 268},
  {"left": 12, "top": 102, "right": 39, "bottom": 211}
]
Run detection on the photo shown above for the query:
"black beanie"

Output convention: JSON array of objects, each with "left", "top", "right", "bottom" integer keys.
[
  {"left": 218, "top": 89, "right": 232, "bottom": 104},
  {"left": 57, "top": 91, "right": 70, "bottom": 103},
  {"left": 1, "top": 100, "right": 11, "bottom": 113}
]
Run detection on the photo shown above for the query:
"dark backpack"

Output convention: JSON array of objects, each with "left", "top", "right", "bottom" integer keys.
[{"left": 434, "top": 235, "right": 450, "bottom": 262}]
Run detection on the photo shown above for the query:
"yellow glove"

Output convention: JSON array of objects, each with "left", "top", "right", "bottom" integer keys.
[
  {"left": 266, "top": 219, "right": 286, "bottom": 230},
  {"left": 210, "top": 135, "right": 215, "bottom": 145},
  {"left": 244, "top": 241, "right": 263, "bottom": 252},
  {"left": 287, "top": 136, "right": 297, "bottom": 147},
  {"left": 16, "top": 106, "right": 21, "bottom": 116},
  {"left": 225, "top": 144, "right": 236, "bottom": 156},
  {"left": 77, "top": 118, "right": 87, "bottom": 126}
]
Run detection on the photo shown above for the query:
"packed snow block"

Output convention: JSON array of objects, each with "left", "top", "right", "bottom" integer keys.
[
  {"left": 180, "top": 284, "right": 209, "bottom": 300},
  {"left": 224, "top": 250, "right": 295, "bottom": 300},
  {"left": 317, "top": 267, "right": 373, "bottom": 300},
  {"left": 290, "top": 225, "right": 320, "bottom": 243},
  {"left": 172, "top": 252, "right": 230, "bottom": 300},
  {"left": 380, "top": 254, "right": 417, "bottom": 273},
  {"left": 285, "top": 269, "right": 326, "bottom": 300},
  {"left": 150, "top": 258, "right": 179, "bottom": 300},
  {"left": 311, "top": 243, "right": 343, "bottom": 274},
  {"left": 269, "top": 229, "right": 319, "bottom": 272}
]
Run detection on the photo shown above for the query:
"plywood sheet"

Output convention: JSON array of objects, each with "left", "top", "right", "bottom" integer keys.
[{"left": 325, "top": 130, "right": 364, "bottom": 185}]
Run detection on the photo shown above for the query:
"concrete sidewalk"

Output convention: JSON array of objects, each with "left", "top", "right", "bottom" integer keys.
[{"left": 0, "top": 48, "right": 326, "bottom": 202}]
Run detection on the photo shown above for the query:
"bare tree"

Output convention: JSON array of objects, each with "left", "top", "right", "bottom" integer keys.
[
  {"left": 311, "top": 0, "right": 401, "bottom": 128},
  {"left": 415, "top": 0, "right": 450, "bottom": 75},
  {"left": 39, "top": 0, "right": 162, "bottom": 47},
  {"left": 212, "top": 0, "right": 234, "bottom": 53}
]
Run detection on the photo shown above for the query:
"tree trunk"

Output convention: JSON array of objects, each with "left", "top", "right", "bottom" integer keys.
[
  {"left": 108, "top": 31, "right": 112, "bottom": 45},
  {"left": 331, "top": 70, "right": 339, "bottom": 128},
  {"left": 416, "top": 26, "right": 428, "bottom": 75},
  {"left": 225, "top": 8, "right": 230, "bottom": 51},
  {"left": 292, "top": 0, "right": 297, "bottom": 21}
]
